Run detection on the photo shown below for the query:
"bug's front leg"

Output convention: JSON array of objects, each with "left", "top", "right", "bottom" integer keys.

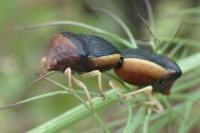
[
  {"left": 64, "top": 67, "right": 73, "bottom": 93},
  {"left": 81, "top": 70, "right": 105, "bottom": 99},
  {"left": 71, "top": 76, "right": 93, "bottom": 108},
  {"left": 64, "top": 68, "right": 93, "bottom": 110}
]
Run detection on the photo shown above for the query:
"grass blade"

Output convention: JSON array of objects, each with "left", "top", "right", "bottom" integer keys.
[
  {"left": 178, "top": 53, "right": 200, "bottom": 73},
  {"left": 126, "top": 107, "right": 146, "bottom": 133},
  {"left": 143, "top": 108, "right": 152, "bottom": 133},
  {"left": 178, "top": 102, "right": 193, "bottom": 133},
  {"left": 15, "top": 21, "right": 134, "bottom": 48},
  {"left": 0, "top": 91, "right": 68, "bottom": 110},
  {"left": 91, "top": 7, "right": 137, "bottom": 47},
  {"left": 123, "top": 100, "right": 133, "bottom": 133}
]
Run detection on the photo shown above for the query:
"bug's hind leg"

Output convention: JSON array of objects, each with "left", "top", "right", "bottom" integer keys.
[
  {"left": 143, "top": 93, "right": 164, "bottom": 113},
  {"left": 109, "top": 80, "right": 153, "bottom": 99},
  {"left": 81, "top": 70, "right": 105, "bottom": 99},
  {"left": 121, "top": 86, "right": 153, "bottom": 98},
  {"left": 64, "top": 67, "right": 73, "bottom": 93},
  {"left": 109, "top": 80, "right": 163, "bottom": 113},
  {"left": 72, "top": 76, "right": 93, "bottom": 108},
  {"left": 120, "top": 85, "right": 164, "bottom": 113},
  {"left": 109, "top": 80, "right": 125, "bottom": 97}
]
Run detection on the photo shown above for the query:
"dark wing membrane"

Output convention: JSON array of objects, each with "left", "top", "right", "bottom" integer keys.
[
  {"left": 80, "top": 35, "right": 120, "bottom": 57},
  {"left": 121, "top": 49, "right": 182, "bottom": 76},
  {"left": 61, "top": 32, "right": 90, "bottom": 57}
]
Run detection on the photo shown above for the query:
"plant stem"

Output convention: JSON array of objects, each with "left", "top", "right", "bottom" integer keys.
[{"left": 27, "top": 89, "right": 117, "bottom": 133}]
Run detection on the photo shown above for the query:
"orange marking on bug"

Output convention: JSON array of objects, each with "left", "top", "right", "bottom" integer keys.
[
  {"left": 114, "top": 58, "right": 168, "bottom": 85},
  {"left": 90, "top": 54, "right": 121, "bottom": 71}
]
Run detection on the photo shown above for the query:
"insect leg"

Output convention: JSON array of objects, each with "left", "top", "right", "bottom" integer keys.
[
  {"left": 81, "top": 70, "right": 105, "bottom": 99},
  {"left": 121, "top": 86, "right": 153, "bottom": 98},
  {"left": 71, "top": 76, "right": 93, "bottom": 107},
  {"left": 122, "top": 86, "right": 164, "bottom": 113},
  {"left": 109, "top": 82, "right": 164, "bottom": 113},
  {"left": 123, "top": 86, "right": 164, "bottom": 113},
  {"left": 109, "top": 80, "right": 124, "bottom": 97},
  {"left": 64, "top": 67, "right": 73, "bottom": 92},
  {"left": 144, "top": 93, "right": 164, "bottom": 113}
]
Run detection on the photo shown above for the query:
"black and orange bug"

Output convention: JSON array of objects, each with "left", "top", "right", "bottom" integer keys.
[
  {"left": 41, "top": 31, "right": 121, "bottom": 105},
  {"left": 109, "top": 48, "right": 182, "bottom": 112},
  {"left": 40, "top": 31, "right": 182, "bottom": 111}
]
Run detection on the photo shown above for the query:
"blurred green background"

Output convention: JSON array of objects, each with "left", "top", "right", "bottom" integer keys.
[{"left": 1, "top": 0, "right": 200, "bottom": 133}]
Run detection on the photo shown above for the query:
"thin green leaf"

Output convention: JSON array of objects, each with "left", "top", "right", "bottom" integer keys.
[
  {"left": 184, "top": 113, "right": 200, "bottom": 133},
  {"left": 91, "top": 7, "right": 137, "bottom": 47},
  {"left": 170, "top": 7, "right": 200, "bottom": 16},
  {"left": 178, "top": 102, "right": 193, "bottom": 133},
  {"left": 143, "top": 108, "right": 152, "bottom": 133},
  {"left": 15, "top": 21, "right": 134, "bottom": 48},
  {"left": 123, "top": 100, "right": 133, "bottom": 133},
  {"left": 144, "top": 0, "right": 157, "bottom": 51},
  {"left": 149, "top": 114, "right": 172, "bottom": 133},
  {"left": 126, "top": 107, "right": 146, "bottom": 133},
  {"left": 160, "top": 37, "right": 200, "bottom": 48},
  {"left": 178, "top": 53, "right": 200, "bottom": 73},
  {"left": 0, "top": 91, "right": 68, "bottom": 110},
  {"left": 167, "top": 41, "right": 184, "bottom": 58}
]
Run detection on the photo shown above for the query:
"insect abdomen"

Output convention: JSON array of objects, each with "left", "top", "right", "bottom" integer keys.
[{"left": 114, "top": 58, "right": 168, "bottom": 85}]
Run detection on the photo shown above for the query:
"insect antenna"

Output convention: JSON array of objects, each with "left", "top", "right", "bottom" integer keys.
[
  {"left": 28, "top": 71, "right": 55, "bottom": 87},
  {"left": 0, "top": 90, "right": 68, "bottom": 110}
]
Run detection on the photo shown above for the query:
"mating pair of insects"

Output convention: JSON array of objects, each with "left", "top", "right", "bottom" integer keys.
[{"left": 41, "top": 31, "right": 182, "bottom": 112}]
